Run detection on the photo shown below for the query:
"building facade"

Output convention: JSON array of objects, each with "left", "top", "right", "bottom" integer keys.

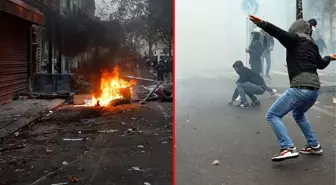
[
  {"left": 0, "top": 0, "right": 96, "bottom": 102},
  {"left": 0, "top": 0, "right": 44, "bottom": 103}
]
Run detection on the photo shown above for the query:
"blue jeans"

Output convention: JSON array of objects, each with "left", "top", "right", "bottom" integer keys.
[
  {"left": 261, "top": 52, "right": 271, "bottom": 76},
  {"left": 266, "top": 88, "right": 320, "bottom": 149},
  {"left": 236, "top": 82, "right": 265, "bottom": 104}
]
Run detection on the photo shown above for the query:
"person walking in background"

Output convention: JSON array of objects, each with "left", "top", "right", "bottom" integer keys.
[
  {"left": 249, "top": 15, "right": 336, "bottom": 162},
  {"left": 246, "top": 31, "right": 263, "bottom": 75},
  {"left": 261, "top": 30, "right": 274, "bottom": 78},
  {"left": 245, "top": 31, "right": 277, "bottom": 96},
  {"left": 155, "top": 60, "right": 166, "bottom": 81},
  {"left": 316, "top": 36, "right": 327, "bottom": 55}
]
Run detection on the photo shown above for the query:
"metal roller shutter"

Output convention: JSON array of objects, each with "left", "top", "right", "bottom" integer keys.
[{"left": 0, "top": 12, "right": 30, "bottom": 104}]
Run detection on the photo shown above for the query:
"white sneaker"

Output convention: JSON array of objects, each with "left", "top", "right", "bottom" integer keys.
[
  {"left": 236, "top": 96, "right": 241, "bottom": 101},
  {"left": 271, "top": 89, "right": 277, "bottom": 96},
  {"left": 271, "top": 147, "right": 299, "bottom": 162}
]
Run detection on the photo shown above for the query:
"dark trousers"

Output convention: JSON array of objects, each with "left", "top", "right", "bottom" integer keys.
[{"left": 157, "top": 72, "right": 164, "bottom": 81}]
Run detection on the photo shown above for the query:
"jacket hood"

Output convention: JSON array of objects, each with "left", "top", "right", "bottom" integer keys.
[
  {"left": 232, "top": 60, "right": 244, "bottom": 69},
  {"left": 288, "top": 19, "right": 313, "bottom": 41}
]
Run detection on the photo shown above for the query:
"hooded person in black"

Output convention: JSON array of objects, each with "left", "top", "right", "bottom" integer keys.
[
  {"left": 246, "top": 32, "right": 264, "bottom": 74},
  {"left": 228, "top": 60, "right": 269, "bottom": 108},
  {"left": 249, "top": 15, "right": 336, "bottom": 162}
]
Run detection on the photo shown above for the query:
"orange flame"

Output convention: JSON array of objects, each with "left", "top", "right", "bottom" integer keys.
[{"left": 88, "top": 67, "right": 135, "bottom": 107}]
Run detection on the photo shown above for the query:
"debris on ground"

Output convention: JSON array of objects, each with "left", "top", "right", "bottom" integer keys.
[
  {"left": 98, "top": 129, "right": 118, "bottom": 133},
  {"left": 212, "top": 160, "right": 220, "bottom": 165},
  {"left": 131, "top": 167, "right": 141, "bottom": 171},
  {"left": 14, "top": 132, "right": 19, "bottom": 137},
  {"left": 0, "top": 144, "right": 27, "bottom": 152},
  {"left": 63, "top": 138, "right": 83, "bottom": 141},
  {"left": 69, "top": 176, "right": 81, "bottom": 183},
  {"left": 62, "top": 161, "right": 68, "bottom": 165},
  {"left": 80, "top": 119, "right": 95, "bottom": 124},
  {"left": 137, "top": 145, "right": 144, "bottom": 148},
  {"left": 144, "top": 182, "right": 151, "bottom": 185},
  {"left": 51, "top": 182, "right": 68, "bottom": 185}
]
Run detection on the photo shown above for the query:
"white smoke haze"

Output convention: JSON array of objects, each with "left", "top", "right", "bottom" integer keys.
[{"left": 175, "top": 0, "right": 298, "bottom": 75}]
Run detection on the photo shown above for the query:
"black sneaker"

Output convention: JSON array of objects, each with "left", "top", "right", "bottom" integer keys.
[
  {"left": 251, "top": 100, "right": 260, "bottom": 107},
  {"left": 300, "top": 144, "right": 323, "bottom": 155},
  {"left": 271, "top": 147, "right": 299, "bottom": 162},
  {"left": 235, "top": 103, "right": 249, "bottom": 108}
]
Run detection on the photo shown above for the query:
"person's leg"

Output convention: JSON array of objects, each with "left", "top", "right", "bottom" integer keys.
[
  {"left": 236, "top": 82, "right": 249, "bottom": 106},
  {"left": 291, "top": 89, "right": 322, "bottom": 154},
  {"left": 266, "top": 89, "right": 299, "bottom": 149},
  {"left": 239, "top": 82, "right": 265, "bottom": 106},
  {"left": 266, "top": 88, "right": 306, "bottom": 161},
  {"left": 260, "top": 56, "right": 265, "bottom": 77},
  {"left": 265, "top": 53, "right": 271, "bottom": 77}
]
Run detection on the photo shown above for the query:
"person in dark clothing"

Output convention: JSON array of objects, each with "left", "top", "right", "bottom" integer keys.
[
  {"left": 246, "top": 32, "right": 264, "bottom": 74},
  {"left": 228, "top": 61, "right": 271, "bottom": 108},
  {"left": 155, "top": 60, "right": 166, "bottom": 81},
  {"left": 261, "top": 30, "right": 274, "bottom": 78},
  {"left": 316, "top": 36, "right": 327, "bottom": 55},
  {"left": 249, "top": 15, "right": 336, "bottom": 162}
]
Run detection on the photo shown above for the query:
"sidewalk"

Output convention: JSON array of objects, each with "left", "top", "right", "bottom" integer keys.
[{"left": 0, "top": 99, "right": 65, "bottom": 139}]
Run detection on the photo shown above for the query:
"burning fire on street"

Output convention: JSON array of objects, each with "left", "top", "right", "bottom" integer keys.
[{"left": 85, "top": 67, "right": 136, "bottom": 107}]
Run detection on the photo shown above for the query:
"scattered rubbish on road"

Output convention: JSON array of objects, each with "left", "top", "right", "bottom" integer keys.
[
  {"left": 51, "top": 182, "right": 68, "bottom": 185},
  {"left": 137, "top": 145, "right": 144, "bottom": 148},
  {"left": 63, "top": 138, "right": 83, "bottom": 141},
  {"left": 0, "top": 144, "right": 27, "bottom": 152},
  {"left": 62, "top": 161, "right": 68, "bottom": 165},
  {"left": 69, "top": 176, "right": 81, "bottom": 183},
  {"left": 316, "top": 116, "right": 321, "bottom": 119},
  {"left": 14, "top": 132, "right": 19, "bottom": 137},
  {"left": 144, "top": 182, "right": 151, "bottom": 185},
  {"left": 84, "top": 151, "right": 99, "bottom": 158},
  {"left": 98, "top": 129, "right": 118, "bottom": 133},
  {"left": 186, "top": 120, "right": 190, "bottom": 123},
  {"left": 80, "top": 119, "right": 95, "bottom": 124},
  {"left": 46, "top": 148, "right": 52, "bottom": 153},
  {"left": 141, "top": 151, "right": 146, "bottom": 153},
  {"left": 212, "top": 160, "right": 220, "bottom": 165},
  {"left": 45, "top": 110, "right": 53, "bottom": 117},
  {"left": 162, "top": 141, "right": 168, "bottom": 144},
  {"left": 131, "top": 167, "right": 141, "bottom": 171},
  {"left": 77, "top": 131, "right": 82, "bottom": 134},
  {"left": 15, "top": 169, "right": 25, "bottom": 172},
  {"left": 121, "top": 122, "right": 126, "bottom": 125}
]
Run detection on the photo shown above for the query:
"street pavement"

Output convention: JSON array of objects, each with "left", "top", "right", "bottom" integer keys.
[
  {"left": 175, "top": 68, "right": 336, "bottom": 185},
  {"left": 0, "top": 102, "right": 172, "bottom": 185}
]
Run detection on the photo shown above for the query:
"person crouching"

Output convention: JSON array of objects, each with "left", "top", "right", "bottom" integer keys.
[{"left": 228, "top": 60, "right": 271, "bottom": 108}]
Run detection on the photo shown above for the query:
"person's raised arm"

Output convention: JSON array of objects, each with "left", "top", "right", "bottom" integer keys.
[
  {"left": 317, "top": 53, "right": 336, "bottom": 70},
  {"left": 249, "top": 15, "right": 296, "bottom": 48}
]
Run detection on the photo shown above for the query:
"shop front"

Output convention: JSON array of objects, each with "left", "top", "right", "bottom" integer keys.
[{"left": 0, "top": 0, "right": 44, "bottom": 103}]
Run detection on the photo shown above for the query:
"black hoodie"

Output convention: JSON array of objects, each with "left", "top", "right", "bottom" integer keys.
[
  {"left": 231, "top": 61, "right": 266, "bottom": 100},
  {"left": 257, "top": 19, "right": 331, "bottom": 85}
]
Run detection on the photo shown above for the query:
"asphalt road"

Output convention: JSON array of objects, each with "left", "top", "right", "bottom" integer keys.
[
  {"left": 0, "top": 102, "right": 172, "bottom": 185},
  {"left": 175, "top": 69, "right": 336, "bottom": 185}
]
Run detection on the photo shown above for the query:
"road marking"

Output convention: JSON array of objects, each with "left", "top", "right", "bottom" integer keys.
[{"left": 273, "top": 93, "right": 335, "bottom": 118}]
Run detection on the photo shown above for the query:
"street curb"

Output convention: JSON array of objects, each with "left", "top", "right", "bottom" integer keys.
[{"left": 0, "top": 99, "right": 65, "bottom": 140}]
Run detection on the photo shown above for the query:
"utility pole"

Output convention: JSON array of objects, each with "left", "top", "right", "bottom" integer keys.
[{"left": 296, "top": 0, "right": 303, "bottom": 20}]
